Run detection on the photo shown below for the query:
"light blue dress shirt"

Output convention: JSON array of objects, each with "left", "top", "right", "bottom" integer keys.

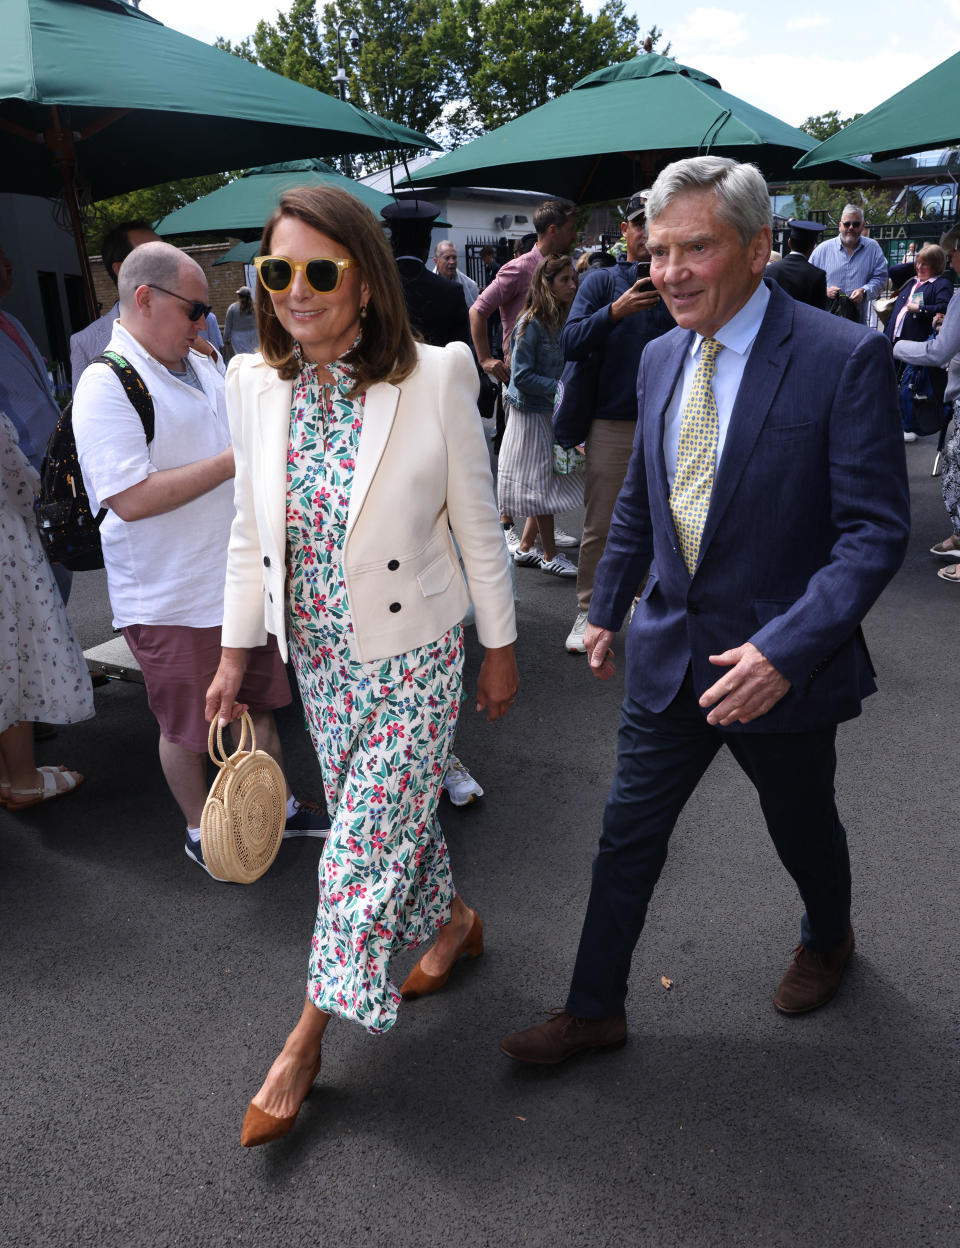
[
  {"left": 663, "top": 281, "right": 770, "bottom": 487},
  {"left": 808, "top": 234, "right": 889, "bottom": 323}
]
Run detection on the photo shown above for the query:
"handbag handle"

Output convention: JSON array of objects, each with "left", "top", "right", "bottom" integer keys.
[{"left": 207, "top": 710, "right": 257, "bottom": 771}]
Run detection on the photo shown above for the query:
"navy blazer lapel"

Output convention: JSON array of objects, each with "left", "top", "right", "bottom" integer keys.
[{"left": 697, "top": 284, "right": 793, "bottom": 561}]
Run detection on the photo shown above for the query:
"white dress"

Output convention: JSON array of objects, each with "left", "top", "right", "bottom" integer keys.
[{"left": 0, "top": 411, "right": 95, "bottom": 732}]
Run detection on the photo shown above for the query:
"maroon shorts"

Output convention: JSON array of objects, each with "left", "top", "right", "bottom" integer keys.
[{"left": 122, "top": 624, "right": 291, "bottom": 754}]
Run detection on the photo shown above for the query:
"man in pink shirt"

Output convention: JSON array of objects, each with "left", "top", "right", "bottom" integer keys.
[{"left": 470, "top": 199, "right": 578, "bottom": 384}]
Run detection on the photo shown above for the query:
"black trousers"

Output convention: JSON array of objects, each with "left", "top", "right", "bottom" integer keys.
[{"left": 565, "top": 676, "right": 852, "bottom": 1019}]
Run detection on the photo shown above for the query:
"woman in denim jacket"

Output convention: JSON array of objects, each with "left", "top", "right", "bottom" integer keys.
[{"left": 498, "top": 253, "right": 582, "bottom": 578}]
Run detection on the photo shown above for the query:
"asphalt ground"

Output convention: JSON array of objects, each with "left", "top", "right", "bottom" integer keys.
[{"left": 2, "top": 435, "right": 958, "bottom": 1248}]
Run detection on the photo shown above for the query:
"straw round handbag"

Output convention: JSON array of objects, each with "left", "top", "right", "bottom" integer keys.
[{"left": 200, "top": 712, "right": 286, "bottom": 884}]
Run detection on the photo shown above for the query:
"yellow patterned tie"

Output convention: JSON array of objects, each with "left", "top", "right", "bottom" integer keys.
[{"left": 670, "top": 336, "right": 724, "bottom": 575}]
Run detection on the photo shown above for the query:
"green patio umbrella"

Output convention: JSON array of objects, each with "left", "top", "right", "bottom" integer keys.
[
  {"left": 1, "top": 0, "right": 436, "bottom": 310},
  {"left": 795, "top": 51, "right": 960, "bottom": 169},
  {"left": 155, "top": 160, "right": 397, "bottom": 238},
  {"left": 405, "top": 54, "right": 868, "bottom": 202}
]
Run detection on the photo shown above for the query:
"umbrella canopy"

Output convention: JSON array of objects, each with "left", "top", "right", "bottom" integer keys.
[
  {"left": 1, "top": 0, "right": 436, "bottom": 200},
  {"left": 794, "top": 51, "right": 960, "bottom": 169},
  {"left": 212, "top": 240, "right": 264, "bottom": 267},
  {"left": 405, "top": 54, "right": 867, "bottom": 202},
  {"left": 1, "top": 0, "right": 435, "bottom": 313},
  {"left": 155, "top": 160, "right": 397, "bottom": 238}
]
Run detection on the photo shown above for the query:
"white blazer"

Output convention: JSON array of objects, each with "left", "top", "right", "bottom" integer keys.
[{"left": 221, "top": 340, "right": 517, "bottom": 664}]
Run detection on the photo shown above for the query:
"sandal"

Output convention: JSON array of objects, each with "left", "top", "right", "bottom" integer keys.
[
  {"left": 930, "top": 535, "right": 960, "bottom": 558},
  {"left": 937, "top": 565, "right": 960, "bottom": 583},
  {"left": 6, "top": 765, "right": 83, "bottom": 810}
]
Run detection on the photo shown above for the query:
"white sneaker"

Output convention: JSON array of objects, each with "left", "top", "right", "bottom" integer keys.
[
  {"left": 553, "top": 527, "right": 580, "bottom": 548},
  {"left": 903, "top": 431, "right": 918, "bottom": 443},
  {"left": 443, "top": 754, "right": 484, "bottom": 806},
  {"left": 565, "top": 609, "right": 589, "bottom": 653},
  {"left": 503, "top": 526, "right": 523, "bottom": 552},
  {"left": 540, "top": 551, "right": 578, "bottom": 578},
  {"left": 514, "top": 545, "right": 542, "bottom": 566}
]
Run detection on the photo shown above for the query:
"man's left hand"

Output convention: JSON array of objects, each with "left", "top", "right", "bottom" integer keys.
[
  {"left": 849, "top": 287, "right": 865, "bottom": 304},
  {"left": 700, "top": 642, "right": 790, "bottom": 726}
]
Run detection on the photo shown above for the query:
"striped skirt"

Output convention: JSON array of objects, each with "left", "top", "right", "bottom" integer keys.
[{"left": 496, "top": 401, "right": 584, "bottom": 518}]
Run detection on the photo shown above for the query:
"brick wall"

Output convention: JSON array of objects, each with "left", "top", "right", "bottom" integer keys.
[{"left": 90, "top": 240, "right": 249, "bottom": 330}]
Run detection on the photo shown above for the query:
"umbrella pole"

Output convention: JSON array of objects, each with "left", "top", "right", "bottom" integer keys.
[{"left": 45, "top": 108, "right": 99, "bottom": 321}]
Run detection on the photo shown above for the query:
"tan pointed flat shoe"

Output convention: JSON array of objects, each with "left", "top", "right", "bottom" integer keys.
[
  {"left": 240, "top": 1054, "right": 322, "bottom": 1148},
  {"left": 400, "top": 912, "right": 484, "bottom": 1000}
]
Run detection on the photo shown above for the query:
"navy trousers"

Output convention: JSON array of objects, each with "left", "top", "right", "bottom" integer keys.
[{"left": 565, "top": 676, "right": 852, "bottom": 1020}]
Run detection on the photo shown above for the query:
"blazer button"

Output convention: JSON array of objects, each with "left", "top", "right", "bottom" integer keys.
[
  {"left": 389, "top": 602, "right": 402, "bottom": 613},
  {"left": 263, "top": 556, "right": 270, "bottom": 568},
  {"left": 387, "top": 559, "right": 400, "bottom": 571}
]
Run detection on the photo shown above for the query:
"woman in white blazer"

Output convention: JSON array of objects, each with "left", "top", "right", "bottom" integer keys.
[{"left": 205, "top": 187, "right": 518, "bottom": 1147}]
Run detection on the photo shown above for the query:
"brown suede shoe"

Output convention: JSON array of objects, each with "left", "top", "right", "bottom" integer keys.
[
  {"left": 499, "top": 1009, "right": 627, "bottom": 1064},
  {"left": 774, "top": 926, "right": 855, "bottom": 1014}
]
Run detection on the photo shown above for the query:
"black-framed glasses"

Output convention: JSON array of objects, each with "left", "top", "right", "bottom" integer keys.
[
  {"left": 147, "top": 284, "right": 212, "bottom": 321},
  {"left": 840, "top": 220, "right": 863, "bottom": 229},
  {"left": 255, "top": 255, "right": 360, "bottom": 295}
]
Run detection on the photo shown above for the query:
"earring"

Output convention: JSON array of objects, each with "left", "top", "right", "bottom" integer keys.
[{"left": 359, "top": 304, "right": 368, "bottom": 320}]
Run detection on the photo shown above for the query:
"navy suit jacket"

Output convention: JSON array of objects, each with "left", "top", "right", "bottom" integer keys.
[{"left": 589, "top": 280, "right": 910, "bottom": 733}]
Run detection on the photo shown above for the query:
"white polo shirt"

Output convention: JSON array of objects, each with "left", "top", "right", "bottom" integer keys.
[{"left": 72, "top": 322, "right": 235, "bottom": 629}]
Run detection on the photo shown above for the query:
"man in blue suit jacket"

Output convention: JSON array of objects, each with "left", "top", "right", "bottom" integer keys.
[{"left": 501, "top": 157, "right": 910, "bottom": 1065}]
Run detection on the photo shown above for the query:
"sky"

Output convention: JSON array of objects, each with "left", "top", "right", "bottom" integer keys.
[{"left": 141, "top": 0, "right": 954, "bottom": 139}]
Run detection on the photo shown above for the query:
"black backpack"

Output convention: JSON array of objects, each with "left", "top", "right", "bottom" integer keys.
[{"left": 35, "top": 351, "right": 155, "bottom": 571}]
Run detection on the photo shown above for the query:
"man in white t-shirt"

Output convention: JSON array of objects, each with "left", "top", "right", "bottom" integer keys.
[
  {"left": 70, "top": 219, "right": 224, "bottom": 391},
  {"left": 73, "top": 242, "right": 325, "bottom": 876}
]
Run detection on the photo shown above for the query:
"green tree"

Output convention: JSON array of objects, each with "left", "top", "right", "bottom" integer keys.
[
  {"left": 87, "top": 172, "right": 236, "bottom": 253},
  {"left": 786, "top": 109, "right": 892, "bottom": 227},
  {"left": 468, "top": 0, "right": 640, "bottom": 132},
  {"left": 216, "top": 1, "right": 661, "bottom": 154},
  {"left": 797, "top": 109, "right": 863, "bottom": 143}
]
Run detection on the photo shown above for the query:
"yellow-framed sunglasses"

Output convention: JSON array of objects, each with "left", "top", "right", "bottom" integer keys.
[{"left": 254, "top": 255, "right": 360, "bottom": 295}]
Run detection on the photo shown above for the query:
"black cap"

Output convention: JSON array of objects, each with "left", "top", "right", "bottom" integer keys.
[
  {"left": 380, "top": 198, "right": 441, "bottom": 225},
  {"left": 624, "top": 191, "right": 649, "bottom": 222},
  {"left": 787, "top": 218, "right": 825, "bottom": 238},
  {"left": 587, "top": 251, "right": 617, "bottom": 268}
]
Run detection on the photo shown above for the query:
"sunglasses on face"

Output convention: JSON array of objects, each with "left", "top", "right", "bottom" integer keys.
[
  {"left": 255, "top": 255, "right": 360, "bottom": 295},
  {"left": 841, "top": 221, "right": 863, "bottom": 229},
  {"left": 146, "top": 284, "right": 212, "bottom": 322}
]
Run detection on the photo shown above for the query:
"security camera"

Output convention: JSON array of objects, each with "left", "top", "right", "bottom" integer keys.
[{"left": 350, "top": 34, "right": 360, "bottom": 51}]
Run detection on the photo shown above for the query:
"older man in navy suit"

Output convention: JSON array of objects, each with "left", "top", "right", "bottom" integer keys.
[{"left": 501, "top": 157, "right": 910, "bottom": 1064}]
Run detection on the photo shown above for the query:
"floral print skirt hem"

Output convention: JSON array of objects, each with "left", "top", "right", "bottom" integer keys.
[{"left": 290, "top": 623, "right": 465, "bottom": 1036}]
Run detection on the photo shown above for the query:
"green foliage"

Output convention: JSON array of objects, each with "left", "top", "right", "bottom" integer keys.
[
  {"left": 215, "top": 0, "right": 659, "bottom": 157},
  {"left": 87, "top": 172, "right": 236, "bottom": 252},
  {"left": 787, "top": 108, "right": 890, "bottom": 228},
  {"left": 798, "top": 110, "right": 863, "bottom": 142},
  {"left": 468, "top": 0, "right": 640, "bottom": 132}
]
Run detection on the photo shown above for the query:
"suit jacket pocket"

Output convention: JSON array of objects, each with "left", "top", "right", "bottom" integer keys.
[
  {"left": 759, "top": 421, "right": 820, "bottom": 442},
  {"left": 417, "top": 551, "right": 457, "bottom": 598}
]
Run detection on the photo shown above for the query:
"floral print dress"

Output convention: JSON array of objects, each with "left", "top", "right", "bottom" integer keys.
[
  {"left": 0, "top": 411, "right": 94, "bottom": 733},
  {"left": 285, "top": 354, "right": 463, "bottom": 1035}
]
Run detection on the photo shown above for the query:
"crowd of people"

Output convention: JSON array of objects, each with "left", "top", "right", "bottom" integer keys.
[{"left": 1, "top": 153, "right": 952, "bottom": 1146}]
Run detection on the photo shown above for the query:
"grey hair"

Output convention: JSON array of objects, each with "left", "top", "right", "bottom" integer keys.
[
  {"left": 841, "top": 203, "right": 865, "bottom": 222},
  {"left": 940, "top": 225, "right": 960, "bottom": 254},
  {"left": 118, "top": 241, "right": 202, "bottom": 310},
  {"left": 434, "top": 240, "right": 456, "bottom": 254},
  {"left": 645, "top": 157, "right": 772, "bottom": 247}
]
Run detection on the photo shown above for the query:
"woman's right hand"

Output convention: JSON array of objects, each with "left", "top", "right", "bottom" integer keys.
[{"left": 205, "top": 647, "right": 250, "bottom": 726}]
